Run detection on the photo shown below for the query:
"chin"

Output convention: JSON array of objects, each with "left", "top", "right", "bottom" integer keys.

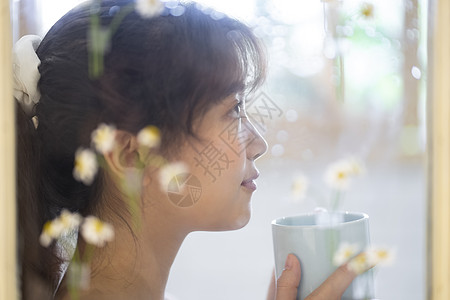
[
  {"left": 206, "top": 211, "right": 252, "bottom": 231},
  {"left": 223, "top": 209, "right": 252, "bottom": 231}
]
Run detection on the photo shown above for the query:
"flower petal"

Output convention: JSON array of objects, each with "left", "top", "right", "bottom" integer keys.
[
  {"left": 136, "top": 0, "right": 165, "bottom": 18},
  {"left": 81, "top": 216, "right": 115, "bottom": 247},
  {"left": 333, "top": 242, "right": 360, "bottom": 266},
  {"left": 91, "top": 123, "right": 116, "bottom": 154},
  {"left": 137, "top": 125, "right": 161, "bottom": 148},
  {"left": 73, "top": 148, "right": 98, "bottom": 185},
  {"left": 158, "top": 162, "right": 189, "bottom": 192}
]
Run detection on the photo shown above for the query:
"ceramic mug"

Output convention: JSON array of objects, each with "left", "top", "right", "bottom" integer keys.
[{"left": 272, "top": 211, "right": 374, "bottom": 300}]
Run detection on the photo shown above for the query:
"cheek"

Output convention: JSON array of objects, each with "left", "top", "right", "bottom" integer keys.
[
  {"left": 186, "top": 140, "right": 246, "bottom": 190},
  {"left": 218, "top": 119, "right": 257, "bottom": 156}
]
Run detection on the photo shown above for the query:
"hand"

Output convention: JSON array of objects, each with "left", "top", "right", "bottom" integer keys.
[{"left": 267, "top": 254, "right": 358, "bottom": 300}]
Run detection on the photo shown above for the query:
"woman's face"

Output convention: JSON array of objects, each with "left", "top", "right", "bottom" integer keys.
[{"left": 145, "top": 94, "right": 268, "bottom": 232}]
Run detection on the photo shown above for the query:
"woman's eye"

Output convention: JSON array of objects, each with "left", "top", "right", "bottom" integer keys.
[
  {"left": 234, "top": 103, "right": 241, "bottom": 115},
  {"left": 230, "top": 102, "right": 244, "bottom": 119}
]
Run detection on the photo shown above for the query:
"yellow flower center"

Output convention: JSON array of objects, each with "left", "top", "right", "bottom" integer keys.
[
  {"left": 377, "top": 250, "right": 388, "bottom": 259},
  {"left": 344, "top": 249, "right": 354, "bottom": 258},
  {"left": 96, "top": 130, "right": 109, "bottom": 143},
  {"left": 138, "top": 125, "right": 161, "bottom": 148},
  {"left": 361, "top": 4, "right": 374, "bottom": 18},
  {"left": 94, "top": 220, "right": 104, "bottom": 233},
  {"left": 75, "top": 158, "right": 85, "bottom": 172},
  {"left": 144, "top": 126, "right": 160, "bottom": 139},
  {"left": 42, "top": 221, "right": 52, "bottom": 234},
  {"left": 354, "top": 254, "right": 367, "bottom": 265},
  {"left": 337, "top": 171, "right": 347, "bottom": 180},
  {"left": 61, "top": 216, "right": 69, "bottom": 226}
]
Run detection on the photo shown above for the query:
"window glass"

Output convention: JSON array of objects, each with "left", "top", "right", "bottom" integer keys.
[{"left": 35, "top": 1, "right": 427, "bottom": 299}]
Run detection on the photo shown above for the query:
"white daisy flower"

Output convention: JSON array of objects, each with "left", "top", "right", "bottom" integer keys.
[
  {"left": 73, "top": 148, "right": 98, "bottom": 185},
  {"left": 39, "top": 210, "right": 82, "bottom": 247},
  {"left": 39, "top": 219, "right": 64, "bottom": 247},
  {"left": 347, "top": 251, "right": 371, "bottom": 275},
  {"left": 347, "top": 157, "right": 366, "bottom": 176},
  {"left": 136, "top": 0, "right": 165, "bottom": 18},
  {"left": 158, "top": 162, "right": 188, "bottom": 192},
  {"left": 333, "top": 242, "right": 360, "bottom": 266},
  {"left": 91, "top": 123, "right": 116, "bottom": 154},
  {"left": 360, "top": 2, "right": 375, "bottom": 19},
  {"left": 324, "top": 160, "right": 353, "bottom": 190},
  {"left": 58, "top": 209, "right": 82, "bottom": 232},
  {"left": 366, "top": 246, "right": 395, "bottom": 266},
  {"left": 137, "top": 125, "right": 161, "bottom": 148},
  {"left": 80, "top": 216, "right": 115, "bottom": 247},
  {"left": 291, "top": 174, "right": 309, "bottom": 201}
]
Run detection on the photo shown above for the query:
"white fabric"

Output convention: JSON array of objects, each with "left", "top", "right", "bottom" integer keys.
[{"left": 13, "top": 35, "right": 42, "bottom": 116}]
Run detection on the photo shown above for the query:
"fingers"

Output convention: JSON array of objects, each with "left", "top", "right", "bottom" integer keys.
[
  {"left": 272, "top": 252, "right": 369, "bottom": 300},
  {"left": 305, "top": 264, "right": 357, "bottom": 300},
  {"left": 275, "top": 254, "right": 301, "bottom": 300}
]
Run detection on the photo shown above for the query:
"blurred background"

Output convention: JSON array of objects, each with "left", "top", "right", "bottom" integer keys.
[{"left": 12, "top": 0, "right": 427, "bottom": 299}]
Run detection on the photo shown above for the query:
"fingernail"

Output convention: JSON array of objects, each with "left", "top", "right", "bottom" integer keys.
[{"left": 284, "top": 254, "right": 293, "bottom": 270}]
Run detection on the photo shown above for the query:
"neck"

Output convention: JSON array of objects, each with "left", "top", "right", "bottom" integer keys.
[{"left": 56, "top": 208, "right": 188, "bottom": 300}]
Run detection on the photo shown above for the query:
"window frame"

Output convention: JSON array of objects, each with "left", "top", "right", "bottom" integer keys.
[
  {"left": 0, "top": 0, "right": 18, "bottom": 299},
  {"left": 427, "top": 0, "right": 450, "bottom": 299}
]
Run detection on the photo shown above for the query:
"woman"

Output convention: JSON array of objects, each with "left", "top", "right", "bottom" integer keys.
[{"left": 15, "top": 1, "right": 358, "bottom": 299}]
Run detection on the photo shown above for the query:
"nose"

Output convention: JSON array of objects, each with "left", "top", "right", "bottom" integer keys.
[{"left": 243, "top": 118, "right": 268, "bottom": 161}]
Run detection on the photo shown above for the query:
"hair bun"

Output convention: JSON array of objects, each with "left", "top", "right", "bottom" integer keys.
[{"left": 13, "top": 35, "right": 42, "bottom": 117}]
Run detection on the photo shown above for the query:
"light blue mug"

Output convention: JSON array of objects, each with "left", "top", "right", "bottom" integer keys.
[{"left": 272, "top": 211, "right": 374, "bottom": 300}]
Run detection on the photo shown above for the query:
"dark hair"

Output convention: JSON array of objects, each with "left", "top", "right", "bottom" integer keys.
[{"left": 17, "top": 0, "right": 266, "bottom": 298}]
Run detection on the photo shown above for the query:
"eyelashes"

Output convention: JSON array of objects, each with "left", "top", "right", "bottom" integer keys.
[{"left": 229, "top": 100, "right": 246, "bottom": 119}]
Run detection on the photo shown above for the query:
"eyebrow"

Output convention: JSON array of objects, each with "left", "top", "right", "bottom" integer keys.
[
  {"left": 226, "top": 81, "right": 246, "bottom": 96},
  {"left": 217, "top": 95, "right": 239, "bottom": 112}
]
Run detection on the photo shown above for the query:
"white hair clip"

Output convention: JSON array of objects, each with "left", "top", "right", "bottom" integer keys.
[{"left": 13, "top": 35, "right": 42, "bottom": 117}]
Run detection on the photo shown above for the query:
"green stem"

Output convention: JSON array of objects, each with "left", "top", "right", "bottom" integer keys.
[
  {"left": 82, "top": 243, "right": 96, "bottom": 263},
  {"left": 88, "top": 3, "right": 134, "bottom": 78},
  {"left": 89, "top": 13, "right": 102, "bottom": 78},
  {"left": 330, "top": 189, "right": 340, "bottom": 212},
  {"left": 335, "top": 53, "right": 345, "bottom": 102},
  {"left": 108, "top": 4, "right": 134, "bottom": 35},
  {"left": 68, "top": 248, "right": 81, "bottom": 300},
  {"left": 67, "top": 243, "right": 97, "bottom": 300}
]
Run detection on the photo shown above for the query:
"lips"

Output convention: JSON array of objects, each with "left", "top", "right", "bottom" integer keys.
[{"left": 241, "top": 172, "right": 259, "bottom": 191}]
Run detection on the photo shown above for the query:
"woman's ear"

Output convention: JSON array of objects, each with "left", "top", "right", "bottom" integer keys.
[{"left": 103, "top": 130, "right": 149, "bottom": 180}]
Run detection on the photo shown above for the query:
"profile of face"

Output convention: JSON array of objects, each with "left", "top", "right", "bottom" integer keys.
[
  {"left": 16, "top": 1, "right": 269, "bottom": 297},
  {"left": 140, "top": 94, "right": 267, "bottom": 232}
]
